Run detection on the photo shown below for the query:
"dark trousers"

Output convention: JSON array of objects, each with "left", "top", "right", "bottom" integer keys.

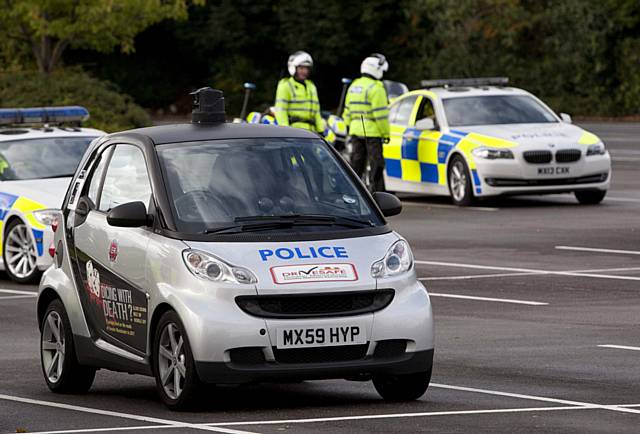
[{"left": 349, "top": 136, "right": 385, "bottom": 192}]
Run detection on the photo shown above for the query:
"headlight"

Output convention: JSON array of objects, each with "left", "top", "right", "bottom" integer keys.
[
  {"left": 471, "top": 147, "right": 514, "bottom": 159},
  {"left": 586, "top": 142, "right": 606, "bottom": 156},
  {"left": 371, "top": 240, "right": 413, "bottom": 278},
  {"left": 33, "top": 209, "right": 59, "bottom": 226},
  {"left": 182, "top": 249, "right": 257, "bottom": 284}
]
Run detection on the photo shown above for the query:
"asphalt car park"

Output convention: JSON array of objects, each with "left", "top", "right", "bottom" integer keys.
[{"left": 0, "top": 122, "right": 638, "bottom": 433}]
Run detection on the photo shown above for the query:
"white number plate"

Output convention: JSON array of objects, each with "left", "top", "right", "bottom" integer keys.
[
  {"left": 276, "top": 324, "right": 367, "bottom": 349},
  {"left": 538, "top": 166, "right": 569, "bottom": 175}
]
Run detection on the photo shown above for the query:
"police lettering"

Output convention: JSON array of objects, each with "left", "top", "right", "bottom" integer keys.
[{"left": 259, "top": 246, "right": 348, "bottom": 261}]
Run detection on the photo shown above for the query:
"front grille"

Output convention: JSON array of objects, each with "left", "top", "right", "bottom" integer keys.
[
  {"left": 523, "top": 150, "right": 552, "bottom": 164},
  {"left": 555, "top": 149, "right": 582, "bottom": 163},
  {"left": 273, "top": 344, "right": 368, "bottom": 364},
  {"left": 485, "top": 172, "right": 608, "bottom": 187},
  {"left": 229, "top": 347, "right": 266, "bottom": 365},
  {"left": 373, "top": 340, "right": 408, "bottom": 358},
  {"left": 236, "top": 289, "right": 394, "bottom": 319}
]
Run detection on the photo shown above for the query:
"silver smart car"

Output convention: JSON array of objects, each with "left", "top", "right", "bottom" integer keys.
[{"left": 37, "top": 88, "right": 434, "bottom": 410}]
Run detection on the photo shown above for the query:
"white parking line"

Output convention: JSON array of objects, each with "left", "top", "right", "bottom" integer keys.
[
  {"left": 606, "top": 197, "right": 640, "bottom": 203},
  {"left": 0, "top": 394, "right": 257, "bottom": 434},
  {"left": 21, "top": 406, "right": 592, "bottom": 434},
  {"left": 401, "top": 201, "right": 499, "bottom": 212},
  {"left": 415, "top": 260, "right": 640, "bottom": 281},
  {"left": 419, "top": 272, "right": 541, "bottom": 281},
  {"left": 0, "top": 294, "right": 37, "bottom": 300},
  {"left": 598, "top": 344, "right": 640, "bottom": 352},
  {"left": 431, "top": 383, "right": 640, "bottom": 415},
  {"left": 556, "top": 246, "right": 640, "bottom": 256},
  {"left": 0, "top": 288, "right": 38, "bottom": 295},
  {"left": 428, "top": 292, "right": 548, "bottom": 306}
]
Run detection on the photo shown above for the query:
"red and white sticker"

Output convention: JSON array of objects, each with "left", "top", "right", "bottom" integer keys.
[{"left": 270, "top": 263, "right": 358, "bottom": 284}]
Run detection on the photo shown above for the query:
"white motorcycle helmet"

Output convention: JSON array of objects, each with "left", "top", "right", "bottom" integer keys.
[
  {"left": 361, "top": 53, "right": 389, "bottom": 80},
  {"left": 287, "top": 51, "right": 314, "bottom": 76}
]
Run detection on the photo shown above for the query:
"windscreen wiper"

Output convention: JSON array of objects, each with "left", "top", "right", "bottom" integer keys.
[
  {"left": 203, "top": 214, "right": 374, "bottom": 234},
  {"left": 235, "top": 214, "right": 374, "bottom": 228}
]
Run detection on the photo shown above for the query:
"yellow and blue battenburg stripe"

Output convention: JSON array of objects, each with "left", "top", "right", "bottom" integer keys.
[
  {"left": 384, "top": 126, "right": 516, "bottom": 195},
  {"left": 0, "top": 192, "right": 46, "bottom": 256}
]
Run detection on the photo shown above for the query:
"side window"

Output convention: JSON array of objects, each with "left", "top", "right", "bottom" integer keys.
[
  {"left": 86, "top": 152, "right": 109, "bottom": 207},
  {"left": 388, "top": 102, "right": 400, "bottom": 124},
  {"left": 394, "top": 96, "right": 418, "bottom": 126},
  {"left": 99, "top": 145, "right": 152, "bottom": 212},
  {"left": 416, "top": 97, "right": 439, "bottom": 129}
]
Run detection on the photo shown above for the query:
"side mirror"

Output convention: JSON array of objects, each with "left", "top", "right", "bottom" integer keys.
[
  {"left": 373, "top": 192, "right": 402, "bottom": 217},
  {"left": 415, "top": 117, "right": 435, "bottom": 130},
  {"left": 560, "top": 113, "right": 572, "bottom": 123},
  {"left": 107, "top": 201, "right": 149, "bottom": 227}
]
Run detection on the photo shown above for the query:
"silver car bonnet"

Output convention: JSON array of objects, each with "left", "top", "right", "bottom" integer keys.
[{"left": 184, "top": 231, "right": 401, "bottom": 294}]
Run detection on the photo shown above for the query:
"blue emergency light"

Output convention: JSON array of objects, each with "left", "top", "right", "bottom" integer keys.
[{"left": 0, "top": 106, "right": 90, "bottom": 126}]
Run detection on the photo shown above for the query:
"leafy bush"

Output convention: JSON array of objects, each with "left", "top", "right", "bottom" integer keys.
[{"left": 0, "top": 68, "right": 151, "bottom": 132}]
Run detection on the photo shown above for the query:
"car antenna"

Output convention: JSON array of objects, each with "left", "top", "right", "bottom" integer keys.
[{"left": 190, "top": 87, "right": 226, "bottom": 124}]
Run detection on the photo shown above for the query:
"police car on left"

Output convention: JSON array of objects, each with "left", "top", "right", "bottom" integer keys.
[{"left": 0, "top": 107, "right": 104, "bottom": 283}]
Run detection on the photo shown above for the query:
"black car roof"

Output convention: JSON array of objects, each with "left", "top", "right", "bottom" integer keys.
[{"left": 107, "top": 122, "right": 320, "bottom": 145}]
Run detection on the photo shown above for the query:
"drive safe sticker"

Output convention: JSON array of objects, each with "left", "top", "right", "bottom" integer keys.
[{"left": 270, "top": 263, "right": 358, "bottom": 284}]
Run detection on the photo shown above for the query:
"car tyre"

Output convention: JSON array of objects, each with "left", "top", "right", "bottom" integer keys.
[
  {"left": 575, "top": 189, "right": 606, "bottom": 205},
  {"left": 153, "top": 310, "right": 202, "bottom": 410},
  {"left": 373, "top": 369, "right": 432, "bottom": 402},
  {"left": 448, "top": 155, "right": 475, "bottom": 206},
  {"left": 41, "top": 299, "right": 96, "bottom": 393},
  {"left": 3, "top": 219, "right": 41, "bottom": 284}
]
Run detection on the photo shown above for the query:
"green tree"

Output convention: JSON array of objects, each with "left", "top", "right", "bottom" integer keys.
[{"left": 0, "top": 0, "right": 201, "bottom": 74}]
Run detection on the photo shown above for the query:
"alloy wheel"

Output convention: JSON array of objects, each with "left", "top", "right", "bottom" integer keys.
[
  {"left": 450, "top": 161, "right": 468, "bottom": 202},
  {"left": 158, "top": 323, "right": 186, "bottom": 400},
  {"left": 41, "top": 311, "right": 65, "bottom": 383},
  {"left": 5, "top": 223, "right": 37, "bottom": 279}
]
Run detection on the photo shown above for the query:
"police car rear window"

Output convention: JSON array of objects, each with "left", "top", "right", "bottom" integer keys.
[
  {"left": 443, "top": 95, "right": 557, "bottom": 127},
  {"left": 157, "top": 138, "right": 383, "bottom": 234}
]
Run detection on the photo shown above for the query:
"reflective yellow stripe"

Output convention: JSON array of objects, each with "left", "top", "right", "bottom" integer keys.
[{"left": 14, "top": 196, "right": 47, "bottom": 230}]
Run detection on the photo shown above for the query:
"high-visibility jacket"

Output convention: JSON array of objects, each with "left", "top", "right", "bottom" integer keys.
[
  {"left": 342, "top": 76, "right": 389, "bottom": 139},
  {"left": 274, "top": 77, "right": 324, "bottom": 133}
]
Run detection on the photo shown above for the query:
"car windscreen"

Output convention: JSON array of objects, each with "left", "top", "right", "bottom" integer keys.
[
  {"left": 443, "top": 95, "right": 558, "bottom": 127},
  {"left": 157, "top": 138, "right": 384, "bottom": 234},
  {"left": 0, "top": 136, "right": 97, "bottom": 180}
]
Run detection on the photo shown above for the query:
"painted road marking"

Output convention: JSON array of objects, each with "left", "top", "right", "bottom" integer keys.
[
  {"left": 419, "top": 272, "right": 541, "bottom": 281},
  {"left": 429, "top": 292, "right": 547, "bottom": 306},
  {"left": 0, "top": 288, "right": 38, "bottom": 295},
  {"left": 556, "top": 246, "right": 640, "bottom": 256},
  {"left": 0, "top": 294, "right": 37, "bottom": 300},
  {"left": 431, "top": 383, "right": 640, "bottom": 415},
  {"left": 606, "top": 197, "right": 640, "bottom": 203},
  {"left": 598, "top": 344, "right": 640, "bottom": 352},
  {"left": 415, "top": 260, "right": 640, "bottom": 282},
  {"left": 0, "top": 394, "right": 257, "bottom": 434},
  {"left": 21, "top": 406, "right": 592, "bottom": 434},
  {"left": 400, "top": 201, "right": 499, "bottom": 212}
]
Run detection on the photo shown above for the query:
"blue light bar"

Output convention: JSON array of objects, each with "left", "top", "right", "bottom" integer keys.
[{"left": 0, "top": 106, "right": 90, "bottom": 126}]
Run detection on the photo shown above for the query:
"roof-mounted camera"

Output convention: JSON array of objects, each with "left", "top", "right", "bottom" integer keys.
[{"left": 190, "top": 87, "right": 226, "bottom": 124}]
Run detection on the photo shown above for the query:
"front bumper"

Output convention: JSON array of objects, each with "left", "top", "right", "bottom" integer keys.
[
  {"left": 473, "top": 153, "right": 611, "bottom": 196},
  {"left": 174, "top": 276, "right": 434, "bottom": 385},
  {"left": 196, "top": 348, "right": 433, "bottom": 384}
]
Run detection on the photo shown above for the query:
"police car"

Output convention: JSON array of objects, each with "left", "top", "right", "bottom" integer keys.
[
  {"left": 37, "top": 88, "right": 434, "bottom": 410},
  {"left": 383, "top": 78, "right": 611, "bottom": 205},
  {"left": 0, "top": 107, "right": 104, "bottom": 283}
]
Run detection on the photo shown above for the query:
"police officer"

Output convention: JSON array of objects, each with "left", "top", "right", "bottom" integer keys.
[
  {"left": 274, "top": 51, "right": 324, "bottom": 133},
  {"left": 342, "top": 54, "right": 390, "bottom": 192}
]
